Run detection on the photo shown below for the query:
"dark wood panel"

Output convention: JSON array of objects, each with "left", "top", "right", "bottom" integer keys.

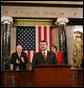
[
  {"left": 71, "top": 68, "right": 83, "bottom": 87},
  {"left": 4, "top": 71, "right": 19, "bottom": 87},
  {"left": 19, "top": 71, "right": 32, "bottom": 87},
  {"left": 78, "top": 71, "right": 83, "bottom": 87},
  {"left": 32, "top": 65, "right": 72, "bottom": 87},
  {"left": 1, "top": 70, "right": 32, "bottom": 87},
  {"left": 1, "top": 71, "right": 4, "bottom": 87}
]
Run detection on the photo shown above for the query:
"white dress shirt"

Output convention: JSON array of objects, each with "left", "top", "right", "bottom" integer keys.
[
  {"left": 18, "top": 53, "right": 21, "bottom": 59},
  {"left": 42, "top": 50, "right": 47, "bottom": 57}
]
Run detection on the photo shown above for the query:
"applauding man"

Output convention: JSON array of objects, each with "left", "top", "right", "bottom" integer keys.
[{"left": 11, "top": 45, "right": 28, "bottom": 70}]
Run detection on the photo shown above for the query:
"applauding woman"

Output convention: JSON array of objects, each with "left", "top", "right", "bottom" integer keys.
[{"left": 50, "top": 44, "right": 61, "bottom": 65}]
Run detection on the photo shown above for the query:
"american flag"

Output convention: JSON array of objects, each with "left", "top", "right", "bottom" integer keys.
[{"left": 16, "top": 26, "right": 52, "bottom": 63}]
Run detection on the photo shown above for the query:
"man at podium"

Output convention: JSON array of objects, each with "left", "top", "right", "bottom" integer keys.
[{"left": 32, "top": 40, "right": 57, "bottom": 72}]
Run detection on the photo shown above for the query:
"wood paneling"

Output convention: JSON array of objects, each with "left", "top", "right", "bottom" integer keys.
[
  {"left": 71, "top": 68, "right": 83, "bottom": 87},
  {"left": 1, "top": 70, "right": 32, "bottom": 87},
  {"left": 32, "top": 65, "right": 72, "bottom": 87},
  {"left": 1, "top": 67, "right": 83, "bottom": 87},
  {"left": 19, "top": 71, "right": 32, "bottom": 87}
]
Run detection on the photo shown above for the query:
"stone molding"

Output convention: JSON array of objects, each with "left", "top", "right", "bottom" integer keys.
[
  {"left": 56, "top": 17, "right": 69, "bottom": 25},
  {"left": 1, "top": 16, "right": 13, "bottom": 24},
  {"left": 1, "top": 6, "right": 83, "bottom": 18}
]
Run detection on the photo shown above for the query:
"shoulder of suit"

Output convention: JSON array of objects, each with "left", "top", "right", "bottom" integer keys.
[
  {"left": 11, "top": 52, "right": 17, "bottom": 55},
  {"left": 34, "top": 52, "right": 41, "bottom": 55},
  {"left": 21, "top": 52, "right": 26, "bottom": 55},
  {"left": 48, "top": 51, "right": 56, "bottom": 55},
  {"left": 12, "top": 52, "right": 26, "bottom": 55},
  {"left": 47, "top": 51, "right": 53, "bottom": 53}
]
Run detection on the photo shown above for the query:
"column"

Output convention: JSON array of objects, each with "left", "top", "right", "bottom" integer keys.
[
  {"left": 56, "top": 17, "right": 69, "bottom": 64},
  {"left": 1, "top": 16, "right": 13, "bottom": 70}
]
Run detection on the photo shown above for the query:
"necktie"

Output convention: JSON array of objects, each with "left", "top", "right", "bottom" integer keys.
[{"left": 43, "top": 52, "right": 46, "bottom": 61}]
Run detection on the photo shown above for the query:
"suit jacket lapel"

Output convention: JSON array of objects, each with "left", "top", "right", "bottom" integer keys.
[
  {"left": 16, "top": 52, "right": 20, "bottom": 60},
  {"left": 46, "top": 51, "right": 50, "bottom": 61},
  {"left": 39, "top": 51, "right": 45, "bottom": 61}
]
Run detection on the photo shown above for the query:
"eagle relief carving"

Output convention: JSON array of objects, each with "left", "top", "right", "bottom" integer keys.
[{"left": 73, "top": 31, "right": 83, "bottom": 68}]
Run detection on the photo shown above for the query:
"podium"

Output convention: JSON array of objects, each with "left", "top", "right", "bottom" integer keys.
[{"left": 32, "top": 65, "right": 72, "bottom": 87}]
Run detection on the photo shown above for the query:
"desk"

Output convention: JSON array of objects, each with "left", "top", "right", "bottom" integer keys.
[{"left": 1, "top": 70, "right": 32, "bottom": 87}]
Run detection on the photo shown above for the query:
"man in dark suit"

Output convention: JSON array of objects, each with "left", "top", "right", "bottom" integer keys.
[
  {"left": 32, "top": 40, "right": 57, "bottom": 72},
  {"left": 11, "top": 45, "right": 28, "bottom": 70}
]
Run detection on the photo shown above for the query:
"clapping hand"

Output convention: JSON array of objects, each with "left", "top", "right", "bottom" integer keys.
[{"left": 16, "top": 59, "right": 20, "bottom": 64}]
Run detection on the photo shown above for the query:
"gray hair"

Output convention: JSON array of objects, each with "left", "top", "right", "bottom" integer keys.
[{"left": 16, "top": 45, "right": 23, "bottom": 49}]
